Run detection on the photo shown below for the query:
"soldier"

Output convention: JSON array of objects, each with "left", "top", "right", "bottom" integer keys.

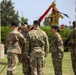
[
  {"left": 21, "top": 21, "right": 29, "bottom": 37},
  {"left": 25, "top": 20, "right": 49, "bottom": 75},
  {"left": 21, "top": 21, "right": 31, "bottom": 75},
  {"left": 51, "top": 26, "right": 64, "bottom": 75},
  {"left": 64, "top": 21, "right": 76, "bottom": 75},
  {"left": 6, "top": 21, "right": 26, "bottom": 75}
]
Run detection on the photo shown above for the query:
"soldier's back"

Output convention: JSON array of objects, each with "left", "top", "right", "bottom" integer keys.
[
  {"left": 29, "top": 28, "right": 47, "bottom": 46},
  {"left": 28, "top": 28, "right": 48, "bottom": 57}
]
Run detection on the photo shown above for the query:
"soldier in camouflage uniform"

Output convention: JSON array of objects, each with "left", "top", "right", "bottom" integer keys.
[
  {"left": 64, "top": 21, "right": 76, "bottom": 75},
  {"left": 6, "top": 22, "right": 26, "bottom": 75},
  {"left": 21, "top": 22, "right": 29, "bottom": 38},
  {"left": 21, "top": 21, "right": 31, "bottom": 75},
  {"left": 25, "top": 20, "right": 49, "bottom": 75},
  {"left": 51, "top": 26, "right": 64, "bottom": 75}
]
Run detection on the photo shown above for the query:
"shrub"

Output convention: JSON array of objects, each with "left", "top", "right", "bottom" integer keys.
[
  {"left": 59, "top": 28, "right": 72, "bottom": 52},
  {"left": 1, "top": 26, "right": 12, "bottom": 53}
]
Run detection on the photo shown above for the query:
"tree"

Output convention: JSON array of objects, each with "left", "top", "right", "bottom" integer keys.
[
  {"left": 43, "top": 18, "right": 52, "bottom": 26},
  {"left": 21, "top": 17, "right": 28, "bottom": 23},
  {"left": 0, "top": 0, "right": 20, "bottom": 26}
]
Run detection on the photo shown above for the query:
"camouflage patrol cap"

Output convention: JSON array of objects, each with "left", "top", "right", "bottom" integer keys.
[
  {"left": 33, "top": 20, "right": 40, "bottom": 26},
  {"left": 11, "top": 21, "right": 18, "bottom": 26},
  {"left": 51, "top": 25, "right": 60, "bottom": 32},
  {"left": 21, "top": 21, "right": 28, "bottom": 25}
]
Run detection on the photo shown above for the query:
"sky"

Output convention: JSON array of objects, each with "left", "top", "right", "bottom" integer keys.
[{"left": 1, "top": 0, "right": 75, "bottom": 25}]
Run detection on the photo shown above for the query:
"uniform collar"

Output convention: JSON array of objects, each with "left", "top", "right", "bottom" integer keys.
[{"left": 34, "top": 27, "right": 40, "bottom": 30}]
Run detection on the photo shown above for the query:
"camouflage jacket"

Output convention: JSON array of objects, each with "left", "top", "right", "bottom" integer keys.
[
  {"left": 51, "top": 32, "right": 64, "bottom": 53},
  {"left": 6, "top": 30, "right": 26, "bottom": 54},
  {"left": 25, "top": 28, "right": 49, "bottom": 57},
  {"left": 21, "top": 30, "right": 28, "bottom": 38}
]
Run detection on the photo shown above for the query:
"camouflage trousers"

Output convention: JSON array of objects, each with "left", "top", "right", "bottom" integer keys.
[
  {"left": 22, "top": 55, "right": 31, "bottom": 75},
  {"left": 17, "top": 54, "right": 22, "bottom": 63},
  {"left": 52, "top": 52, "right": 63, "bottom": 75},
  {"left": 30, "top": 57, "right": 45, "bottom": 75},
  {"left": 7, "top": 53, "right": 18, "bottom": 75},
  {"left": 71, "top": 49, "right": 76, "bottom": 75}
]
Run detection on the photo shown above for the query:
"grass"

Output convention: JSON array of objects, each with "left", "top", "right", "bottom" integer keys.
[{"left": 0, "top": 52, "right": 74, "bottom": 75}]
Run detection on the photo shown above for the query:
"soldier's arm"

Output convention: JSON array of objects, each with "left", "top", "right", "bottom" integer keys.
[
  {"left": 18, "top": 32, "right": 26, "bottom": 44},
  {"left": 44, "top": 34, "right": 49, "bottom": 57},
  {"left": 25, "top": 33, "right": 31, "bottom": 56},
  {"left": 17, "top": 33, "right": 26, "bottom": 54},
  {"left": 56, "top": 34, "right": 64, "bottom": 52}
]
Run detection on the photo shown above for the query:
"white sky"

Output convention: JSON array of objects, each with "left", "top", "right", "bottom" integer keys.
[{"left": 1, "top": 0, "right": 75, "bottom": 25}]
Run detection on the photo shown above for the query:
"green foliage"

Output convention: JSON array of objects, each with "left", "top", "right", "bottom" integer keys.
[
  {"left": 1, "top": 26, "right": 12, "bottom": 53},
  {"left": 59, "top": 28, "right": 72, "bottom": 51},
  {"left": 1, "top": 26, "right": 11, "bottom": 44},
  {"left": 59, "top": 28, "right": 72, "bottom": 41},
  {"left": 40, "top": 26, "right": 51, "bottom": 51},
  {"left": 43, "top": 18, "right": 51, "bottom": 26},
  {"left": 1, "top": 0, "right": 20, "bottom": 26},
  {"left": 21, "top": 17, "right": 28, "bottom": 23}
]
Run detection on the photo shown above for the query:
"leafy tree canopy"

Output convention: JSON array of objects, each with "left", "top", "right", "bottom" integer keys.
[{"left": 1, "top": 0, "right": 20, "bottom": 26}]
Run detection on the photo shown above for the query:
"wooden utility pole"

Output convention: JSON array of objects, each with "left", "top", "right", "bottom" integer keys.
[
  {"left": 0, "top": 8, "right": 4, "bottom": 59},
  {"left": 75, "top": 0, "right": 76, "bottom": 21}
]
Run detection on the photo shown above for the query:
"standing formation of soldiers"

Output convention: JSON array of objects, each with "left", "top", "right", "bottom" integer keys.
[{"left": 6, "top": 20, "right": 76, "bottom": 75}]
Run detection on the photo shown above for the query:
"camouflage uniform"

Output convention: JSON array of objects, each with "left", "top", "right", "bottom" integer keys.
[
  {"left": 69, "top": 30, "right": 76, "bottom": 75},
  {"left": 64, "top": 21, "right": 76, "bottom": 75},
  {"left": 25, "top": 28, "right": 49, "bottom": 75},
  {"left": 6, "top": 30, "right": 26, "bottom": 75},
  {"left": 21, "top": 30, "right": 31, "bottom": 75},
  {"left": 51, "top": 32, "right": 64, "bottom": 75}
]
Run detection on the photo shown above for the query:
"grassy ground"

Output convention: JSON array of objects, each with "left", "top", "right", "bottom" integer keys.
[{"left": 0, "top": 52, "right": 74, "bottom": 75}]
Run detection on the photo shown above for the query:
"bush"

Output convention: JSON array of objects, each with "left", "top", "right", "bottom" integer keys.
[
  {"left": 1, "top": 26, "right": 12, "bottom": 53},
  {"left": 40, "top": 26, "right": 52, "bottom": 52},
  {"left": 59, "top": 28, "right": 71, "bottom": 52}
]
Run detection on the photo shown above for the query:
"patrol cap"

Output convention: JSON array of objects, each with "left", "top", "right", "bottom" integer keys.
[
  {"left": 72, "top": 21, "right": 76, "bottom": 28},
  {"left": 11, "top": 21, "right": 18, "bottom": 26},
  {"left": 33, "top": 20, "right": 40, "bottom": 26},
  {"left": 51, "top": 25, "right": 60, "bottom": 32},
  {"left": 72, "top": 21, "right": 76, "bottom": 25},
  {"left": 21, "top": 21, "right": 28, "bottom": 25}
]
